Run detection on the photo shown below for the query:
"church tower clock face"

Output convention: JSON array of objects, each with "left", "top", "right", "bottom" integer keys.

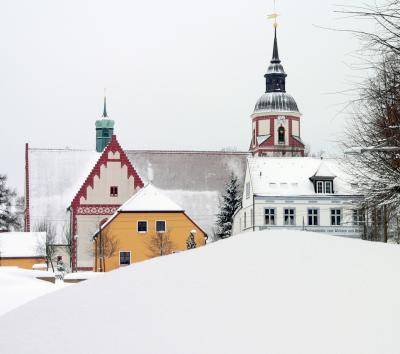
[{"left": 249, "top": 26, "right": 305, "bottom": 157}]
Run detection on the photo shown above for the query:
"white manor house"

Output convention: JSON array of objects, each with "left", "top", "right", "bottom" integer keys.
[{"left": 232, "top": 157, "right": 363, "bottom": 238}]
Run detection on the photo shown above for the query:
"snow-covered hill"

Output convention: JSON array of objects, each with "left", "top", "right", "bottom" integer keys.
[
  {"left": 0, "top": 267, "right": 68, "bottom": 316},
  {"left": 1, "top": 230, "right": 400, "bottom": 354}
]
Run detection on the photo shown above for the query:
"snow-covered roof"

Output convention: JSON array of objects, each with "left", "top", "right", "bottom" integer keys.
[
  {"left": 312, "top": 161, "right": 336, "bottom": 178},
  {"left": 0, "top": 232, "right": 46, "bottom": 258},
  {"left": 119, "top": 184, "right": 184, "bottom": 212},
  {"left": 248, "top": 157, "right": 356, "bottom": 196},
  {"left": 28, "top": 147, "right": 247, "bottom": 237},
  {"left": 28, "top": 148, "right": 100, "bottom": 241}
]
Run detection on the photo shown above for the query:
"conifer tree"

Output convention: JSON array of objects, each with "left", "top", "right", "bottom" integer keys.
[
  {"left": 215, "top": 173, "right": 242, "bottom": 239},
  {"left": 186, "top": 231, "right": 197, "bottom": 249},
  {"left": 0, "top": 174, "right": 19, "bottom": 231}
]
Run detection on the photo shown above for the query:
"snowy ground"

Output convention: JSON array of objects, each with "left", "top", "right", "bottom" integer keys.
[
  {"left": 1, "top": 230, "right": 400, "bottom": 354},
  {"left": 0, "top": 267, "right": 70, "bottom": 316}
]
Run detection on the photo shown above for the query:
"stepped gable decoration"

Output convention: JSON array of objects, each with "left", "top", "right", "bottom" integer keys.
[{"left": 71, "top": 135, "right": 144, "bottom": 208}]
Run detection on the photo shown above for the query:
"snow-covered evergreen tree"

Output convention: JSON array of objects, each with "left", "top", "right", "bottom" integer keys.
[
  {"left": 186, "top": 231, "right": 197, "bottom": 249},
  {"left": 0, "top": 174, "right": 20, "bottom": 232},
  {"left": 215, "top": 173, "right": 242, "bottom": 239}
]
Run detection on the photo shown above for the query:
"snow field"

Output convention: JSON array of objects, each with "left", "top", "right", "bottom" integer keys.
[{"left": 0, "top": 230, "right": 400, "bottom": 354}]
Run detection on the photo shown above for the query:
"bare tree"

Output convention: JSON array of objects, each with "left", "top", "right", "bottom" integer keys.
[
  {"left": 146, "top": 231, "right": 175, "bottom": 258},
  {"left": 338, "top": 2, "right": 400, "bottom": 242},
  {"left": 344, "top": 55, "right": 400, "bottom": 211},
  {"left": 61, "top": 222, "right": 73, "bottom": 269},
  {"left": 336, "top": 1, "right": 400, "bottom": 58},
  {"left": 35, "top": 220, "right": 57, "bottom": 271},
  {"left": 95, "top": 228, "right": 119, "bottom": 272}
]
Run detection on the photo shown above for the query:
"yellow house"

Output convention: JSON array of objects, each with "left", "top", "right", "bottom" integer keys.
[
  {"left": 93, "top": 184, "right": 207, "bottom": 271},
  {"left": 0, "top": 232, "right": 47, "bottom": 269}
]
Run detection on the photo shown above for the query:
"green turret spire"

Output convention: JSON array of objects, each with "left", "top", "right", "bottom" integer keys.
[
  {"left": 102, "top": 95, "right": 108, "bottom": 117},
  {"left": 95, "top": 92, "right": 115, "bottom": 152}
]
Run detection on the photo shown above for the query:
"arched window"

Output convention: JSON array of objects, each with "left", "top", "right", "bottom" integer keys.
[{"left": 278, "top": 126, "right": 285, "bottom": 144}]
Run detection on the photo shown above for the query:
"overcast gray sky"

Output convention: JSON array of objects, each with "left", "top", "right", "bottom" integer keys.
[{"left": 1, "top": 0, "right": 371, "bottom": 193}]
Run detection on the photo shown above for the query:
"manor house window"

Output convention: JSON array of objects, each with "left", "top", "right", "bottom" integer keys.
[
  {"left": 284, "top": 208, "right": 295, "bottom": 225},
  {"left": 331, "top": 209, "right": 341, "bottom": 226},
  {"left": 264, "top": 208, "right": 276, "bottom": 225},
  {"left": 308, "top": 209, "right": 319, "bottom": 226}
]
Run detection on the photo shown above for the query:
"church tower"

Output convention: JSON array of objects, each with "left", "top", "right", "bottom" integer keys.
[
  {"left": 95, "top": 95, "right": 115, "bottom": 152},
  {"left": 249, "top": 27, "right": 305, "bottom": 157}
]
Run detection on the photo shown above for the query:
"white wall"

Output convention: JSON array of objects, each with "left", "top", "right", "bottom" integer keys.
[
  {"left": 258, "top": 119, "right": 270, "bottom": 136},
  {"left": 76, "top": 214, "right": 106, "bottom": 268},
  {"left": 80, "top": 161, "right": 136, "bottom": 205},
  {"left": 292, "top": 120, "right": 300, "bottom": 137}
]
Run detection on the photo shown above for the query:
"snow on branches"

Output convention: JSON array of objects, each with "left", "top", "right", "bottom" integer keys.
[{"left": 215, "top": 173, "right": 241, "bottom": 239}]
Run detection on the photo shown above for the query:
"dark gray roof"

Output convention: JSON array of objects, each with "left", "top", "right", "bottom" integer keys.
[{"left": 254, "top": 92, "right": 299, "bottom": 114}]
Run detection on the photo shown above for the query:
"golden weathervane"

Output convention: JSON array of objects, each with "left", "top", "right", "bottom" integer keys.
[{"left": 267, "top": 0, "right": 279, "bottom": 28}]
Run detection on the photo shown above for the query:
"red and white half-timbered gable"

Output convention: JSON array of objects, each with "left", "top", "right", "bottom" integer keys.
[{"left": 70, "top": 135, "right": 143, "bottom": 270}]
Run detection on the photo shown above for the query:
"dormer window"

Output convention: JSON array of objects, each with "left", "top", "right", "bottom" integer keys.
[
  {"left": 315, "top": 180, "right": 333, "bottom": 194},
  {"left": 325, "top": 181, "right": 332, "bottom": 194}
]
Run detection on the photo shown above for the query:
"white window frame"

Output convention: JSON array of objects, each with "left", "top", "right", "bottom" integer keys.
[
  {"left": 316, "top": 181, "right": 323, "bottom": 194},
  {"left": 325, "top": 181, "right": 333, "bottom": 194},
  {"left": 119, "top": 251, "right": 131, "bottom": 266},
  {"left": 137, "top": 220, "right": 148, "bottom": 233},
  {"left": 284, "top": 208, "right": 296, "bottom": 226},
  {"left": 264, "top": 208, "right": 276, "bottom": 225},
  {"left": 308, "top": 208, "right": 319, "bottom": 226},
  {"left": 330, "top": 208, "right": 341, "bottom": 226},
  {"left": 155, "top": 220, "right": 166, "bottom": 233}
]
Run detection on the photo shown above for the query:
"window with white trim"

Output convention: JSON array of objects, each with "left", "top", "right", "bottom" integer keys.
[
  {"left": 264, "top": 208, "right": 276, "bottom": 225},
  {"left": 331, "top": 209, "right": 341, "bottom": 226},
  {"left": 308, "top": 209, "right": 319, "bottom": 226},
  {"left": 315, "top": 181, "right": 334, "bottom": 194},
  {"left": 137, "top": 221, "right": 148, "bottom": 233},
  {"left": 325, "top": 181, "right": 333, "bottom": 194},
  {"left": 120, "top": 251, "right": 131, "bottom": 266},
  {"left": 156, "top": 220, "right": 166, "bottom": 233},
  {"left": 284, "top": 208, "right": 296, "bottom": 225},
  {"left": 244, "top": 212, "right": 247, "bottom": 229}
]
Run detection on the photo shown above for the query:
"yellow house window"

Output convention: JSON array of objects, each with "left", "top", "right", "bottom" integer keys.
[
  {"left": 120, "top": 251, "right": 131, "bottom": 266},
  {"left": 156, "top": 220, "right": 166, "bottom": 233},
  {"left": 137, "top": 221, "right": 148, "bottom": 233}
]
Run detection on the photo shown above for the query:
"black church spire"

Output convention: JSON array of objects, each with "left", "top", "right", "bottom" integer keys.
[
  {"left": 271, "top": 27, "right": 280, "bottom": 63},
  {"left": 264, "top": 27, "right": 287, "bottom": 93}
]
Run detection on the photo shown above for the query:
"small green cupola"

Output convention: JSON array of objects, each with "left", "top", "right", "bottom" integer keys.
[{"left": 95, "top": 95, "right": 115, "bottom": 152}]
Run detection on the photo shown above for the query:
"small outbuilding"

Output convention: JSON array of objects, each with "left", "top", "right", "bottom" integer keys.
[
  {"left": 93, "top": 184, "right": 207, "bottom": 271},
  {"left": 0, "top": 232, "right": 47, "bottom": 269}
]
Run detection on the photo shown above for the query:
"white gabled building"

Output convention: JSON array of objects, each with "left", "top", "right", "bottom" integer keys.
[{"left": 232, "top": 157, "right": 364, "bottom": 238}]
